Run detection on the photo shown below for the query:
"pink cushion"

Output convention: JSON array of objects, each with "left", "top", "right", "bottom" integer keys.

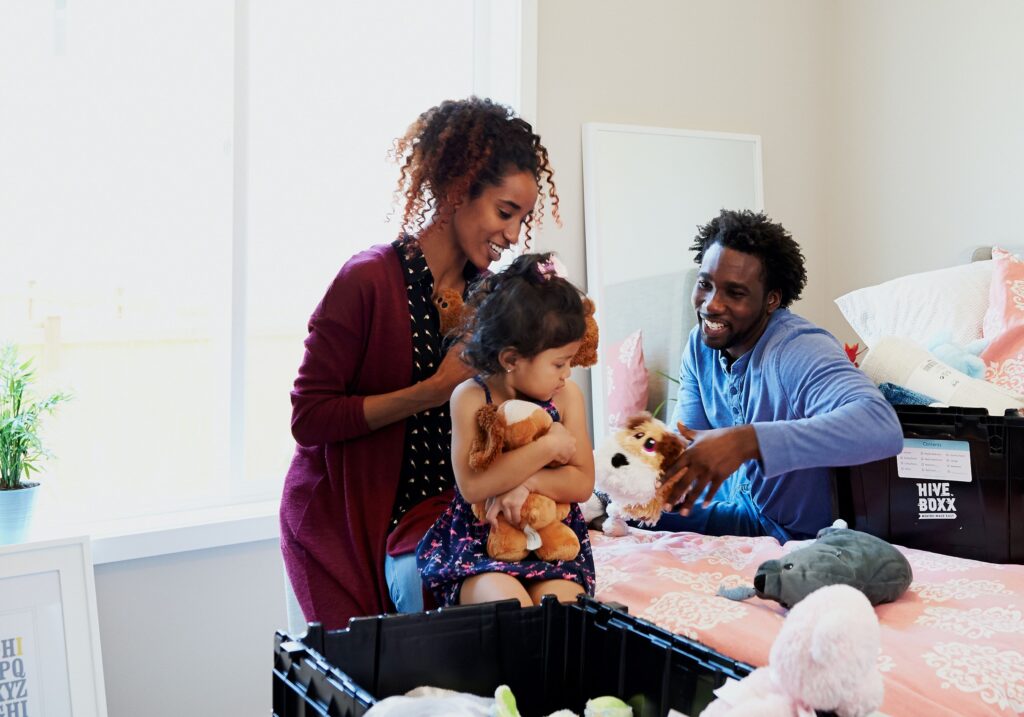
[
  {"left": 605, "top": 329, "right": 648, "bottom": 429},
  {"left": 980, "top": 247, "right": 1024, "bottom": 395}
]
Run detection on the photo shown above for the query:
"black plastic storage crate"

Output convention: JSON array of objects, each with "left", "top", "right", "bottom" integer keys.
[
  {"left": 835, "top": 405, "right": 1024, "bottom": 563},
  {"left": 272, "top": 596, "right": 752, "bottom": 717}
]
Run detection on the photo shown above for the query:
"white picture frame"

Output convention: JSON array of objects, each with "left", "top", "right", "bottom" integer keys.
[
  {"left": 582, "top": 123, "right": 764, "bottom": 436},
  {"left": 0, "top": 536, "right": 107, "bottom": 717}
]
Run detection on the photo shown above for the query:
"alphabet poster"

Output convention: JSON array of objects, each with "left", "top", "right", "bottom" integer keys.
[{"left": 0, "top": 571, "right": 72, "bottom": 716}]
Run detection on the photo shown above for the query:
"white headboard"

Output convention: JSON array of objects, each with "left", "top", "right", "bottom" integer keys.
[
  {"left": 972, "top": 246, "right": 995, "bottom": 262},
  {"left": 582, "top": 123, "right": 763, "bottom": 437},
  {"left": 600, "top": 268, "right": 699, "bottom": 426},
  {"left": 971, "top": 245, "right": 1024, "bottom": 262}
]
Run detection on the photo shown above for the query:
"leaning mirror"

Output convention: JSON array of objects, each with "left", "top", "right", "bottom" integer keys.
[{"left": 582, "top": 123, "right": 764, "bottom": 438}]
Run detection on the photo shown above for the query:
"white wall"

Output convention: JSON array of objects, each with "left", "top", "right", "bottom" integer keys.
[
  {"left": 824, "top": 0, "right": 1024, "bottom": 339},
  {"left": 534, "top": 0, "right": 1024, "bottom": 350},
  {"left": 533, "top": 0, "right": 835, "bottom": 420},
  {"left": 94, "top": 539, "right": 286, "bottom": 716}
]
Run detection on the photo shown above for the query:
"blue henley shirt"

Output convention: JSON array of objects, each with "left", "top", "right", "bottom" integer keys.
[{"left": 671, "top": 308, "right": 903, "bottom": 539}]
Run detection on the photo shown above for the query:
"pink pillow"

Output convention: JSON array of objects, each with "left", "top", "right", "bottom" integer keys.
[
  {"left": 980, "top": 247, "right": 1024, "bottom": 395},
  {"left": 605, "top": 329, "right": 648, "bottom": 429}
]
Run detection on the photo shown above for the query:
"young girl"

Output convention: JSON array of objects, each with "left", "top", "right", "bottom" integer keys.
[{"left": 418, "top": 252, "right": 596, "bottom": 608}]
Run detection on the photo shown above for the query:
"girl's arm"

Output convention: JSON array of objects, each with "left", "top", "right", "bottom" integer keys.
[
  {"left": 521, "top": 380, "right": 595, "bottom": 503},
  {"left": 451, "top": 380, "right": 575, "bottom": 505}
]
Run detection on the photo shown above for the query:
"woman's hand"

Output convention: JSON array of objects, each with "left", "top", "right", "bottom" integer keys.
[
  {"left": 363, "top": 343, "right": 473, "bottom": 430},
  {"left": 543, "top": 422, "right": 576, "bottom": 465},
  {"left": 484, "top": 483, "right": 531, "bottom": 530},
  {"left": 423, "top": 343, "right": 475, "bottom": 406}
]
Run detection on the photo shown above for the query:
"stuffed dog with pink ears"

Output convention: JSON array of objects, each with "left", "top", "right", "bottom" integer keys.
[
  {"left": 589, "top": 413, "right": 688, "bottom": 536},
  {"left": 700, "top": 583, "right": 884, "bottom": 717}
]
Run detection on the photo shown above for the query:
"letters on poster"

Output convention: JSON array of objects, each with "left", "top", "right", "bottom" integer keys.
[{"left": 0, "top": 636, "right": 29, "bottom": 716}]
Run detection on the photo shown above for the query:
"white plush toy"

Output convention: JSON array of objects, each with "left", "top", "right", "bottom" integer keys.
[
  {"left": 591, "top": 413, "right": 687, "bottom": 536},
  {"left": 700, "top": 584, "right": 884, "bottom": 717}
]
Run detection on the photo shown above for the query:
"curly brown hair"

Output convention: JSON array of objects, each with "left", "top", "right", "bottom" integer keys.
[{"left": 390, "top": 97, "right": 559, "bottom": 246}]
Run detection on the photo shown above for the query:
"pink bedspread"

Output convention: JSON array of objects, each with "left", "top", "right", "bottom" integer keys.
[{"left": 590, "top": 530, "right": 1024, "bottom": 716}]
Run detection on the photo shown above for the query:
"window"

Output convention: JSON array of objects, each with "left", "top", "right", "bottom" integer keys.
[{"left": 0, "top": 0, "right": 530, "bottom": 524}]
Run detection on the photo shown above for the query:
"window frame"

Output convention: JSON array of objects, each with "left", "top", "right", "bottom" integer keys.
[{"left": 25, "top": 0, "right": 537, "bottom": 559}]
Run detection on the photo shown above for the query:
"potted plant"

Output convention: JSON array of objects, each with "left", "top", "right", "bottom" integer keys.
[{"left": 0, "top": 344, "right": 70, "bottom": 544}]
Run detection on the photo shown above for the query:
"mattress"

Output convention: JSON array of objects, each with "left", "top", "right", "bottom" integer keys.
[{"left": 591, "top": 529, "right": 1024, "bottom": 716}]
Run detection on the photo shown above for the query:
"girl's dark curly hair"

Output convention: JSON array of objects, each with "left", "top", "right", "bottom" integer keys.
[
  {"left": 690, "top": 209, "right": 807, "bottom": 308},
  {"left": 460, "top": 253, "right": 585, "bottom": 375},
  {"left": 390, "top": 97, "right": 559, "bottom": 247}
]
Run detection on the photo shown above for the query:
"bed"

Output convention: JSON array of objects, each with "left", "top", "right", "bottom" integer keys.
[
  {"left": 589, "top": 529, "right": 1024, "bottom": 716},
  {"left": 584, "top": 245, "right": 1024, "bottom": 716}
]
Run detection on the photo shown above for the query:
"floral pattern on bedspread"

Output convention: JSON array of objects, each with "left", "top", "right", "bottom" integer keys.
[{"left": 591, "top": 529, "right": 1024, "bottom": 716}]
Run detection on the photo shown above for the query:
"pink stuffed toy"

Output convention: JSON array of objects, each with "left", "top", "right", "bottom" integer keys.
[{"left": 700, "top": 584, "right": 884, "bottom": 717}]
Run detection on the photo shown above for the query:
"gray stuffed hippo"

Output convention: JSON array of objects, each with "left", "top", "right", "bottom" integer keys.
[{"left": 719, "top": 521, "right": 913, "bottom": 609}]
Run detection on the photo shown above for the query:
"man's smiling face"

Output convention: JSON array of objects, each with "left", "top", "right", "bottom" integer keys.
[{"left": 692, "top": 242, "right": 780, "bottom": 360}]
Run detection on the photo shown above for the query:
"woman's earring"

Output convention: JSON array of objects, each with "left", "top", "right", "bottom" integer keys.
[{"left": 505, "top": 366, "right": 513, "bottom": 374}]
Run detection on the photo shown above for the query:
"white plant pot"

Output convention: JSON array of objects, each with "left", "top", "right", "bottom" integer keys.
[{"left": 0, "top": 481, "right": 41, "bottom": 545}]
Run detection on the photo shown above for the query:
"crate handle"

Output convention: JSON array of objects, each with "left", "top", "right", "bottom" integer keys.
[
  {"left": 904, "top": 423, "right": 1006, "bottom": 457},
  {"left": 903, "top": 427, "right": 956, "bottom": 440}
]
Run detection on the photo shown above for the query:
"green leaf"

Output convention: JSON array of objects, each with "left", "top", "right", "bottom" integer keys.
[
  {"left": 0, "top": 343, "right": 70, "bottom": 488},
  {"left": 653, "top": 369, "right": 680, "bottom": 385}
]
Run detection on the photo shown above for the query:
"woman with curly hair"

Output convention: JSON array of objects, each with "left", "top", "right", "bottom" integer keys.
[{"left": 280, "top": 97, "right": 559, "bottom": 629}]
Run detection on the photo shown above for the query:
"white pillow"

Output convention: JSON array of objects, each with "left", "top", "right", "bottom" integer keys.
[{"left": 834, "top": 260, "right": 992, "bottom": 349}]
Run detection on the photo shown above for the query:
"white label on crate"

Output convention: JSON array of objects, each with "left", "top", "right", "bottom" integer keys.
[
  {"left": 897, "top": 439, "right": 973, "bottom": 482},
  {"left": 906, "top": 359, "right": 963, "bottom": 402}
]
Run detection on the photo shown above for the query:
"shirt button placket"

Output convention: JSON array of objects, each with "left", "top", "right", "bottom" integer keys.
[{"left": 728, "top": 381, "right": 741, "bottom": 424}]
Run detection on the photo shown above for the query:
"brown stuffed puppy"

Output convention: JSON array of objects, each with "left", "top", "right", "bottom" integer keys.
[
  {"left": 593, "top": 413, "right": 687, "bottom": 536},
  {"left": 570, "top": 297, "right": 599, "bottom": 368},
  {"left": 468, "top": 399, "right": 580, "bottom": 562}
]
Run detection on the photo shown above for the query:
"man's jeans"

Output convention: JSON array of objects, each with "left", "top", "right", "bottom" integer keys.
[{"left": 647, "top": 478, "right": 793, "bottom": 542}]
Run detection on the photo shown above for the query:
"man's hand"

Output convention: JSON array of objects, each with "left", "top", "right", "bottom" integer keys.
[
  {"left": 484, "top": 483, "right": 531, "bottom": 530},
  {"left": 661, "top": 422, "right": 761, "bottom": 515}
]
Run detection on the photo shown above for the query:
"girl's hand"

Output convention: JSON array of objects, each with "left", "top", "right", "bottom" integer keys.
[
  {"left": 484, "top": 483, "right": 531, "bottom": 530},
  {"left": 543, "top": 422, "right": 576, "bottom": 465}
]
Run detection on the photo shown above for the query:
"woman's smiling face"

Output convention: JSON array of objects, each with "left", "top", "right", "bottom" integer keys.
[{"left": 451, "top": 169, "right": 538, "bottom": 270}]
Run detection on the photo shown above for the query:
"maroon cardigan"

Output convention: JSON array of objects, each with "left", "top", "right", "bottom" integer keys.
[{"left": 280, "top": 244, "right": 416, "bottom": 628}]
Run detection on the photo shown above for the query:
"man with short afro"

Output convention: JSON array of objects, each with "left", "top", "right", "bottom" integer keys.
[{"left": 656, "top": 209, "right": 902, "bottom": 541}]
